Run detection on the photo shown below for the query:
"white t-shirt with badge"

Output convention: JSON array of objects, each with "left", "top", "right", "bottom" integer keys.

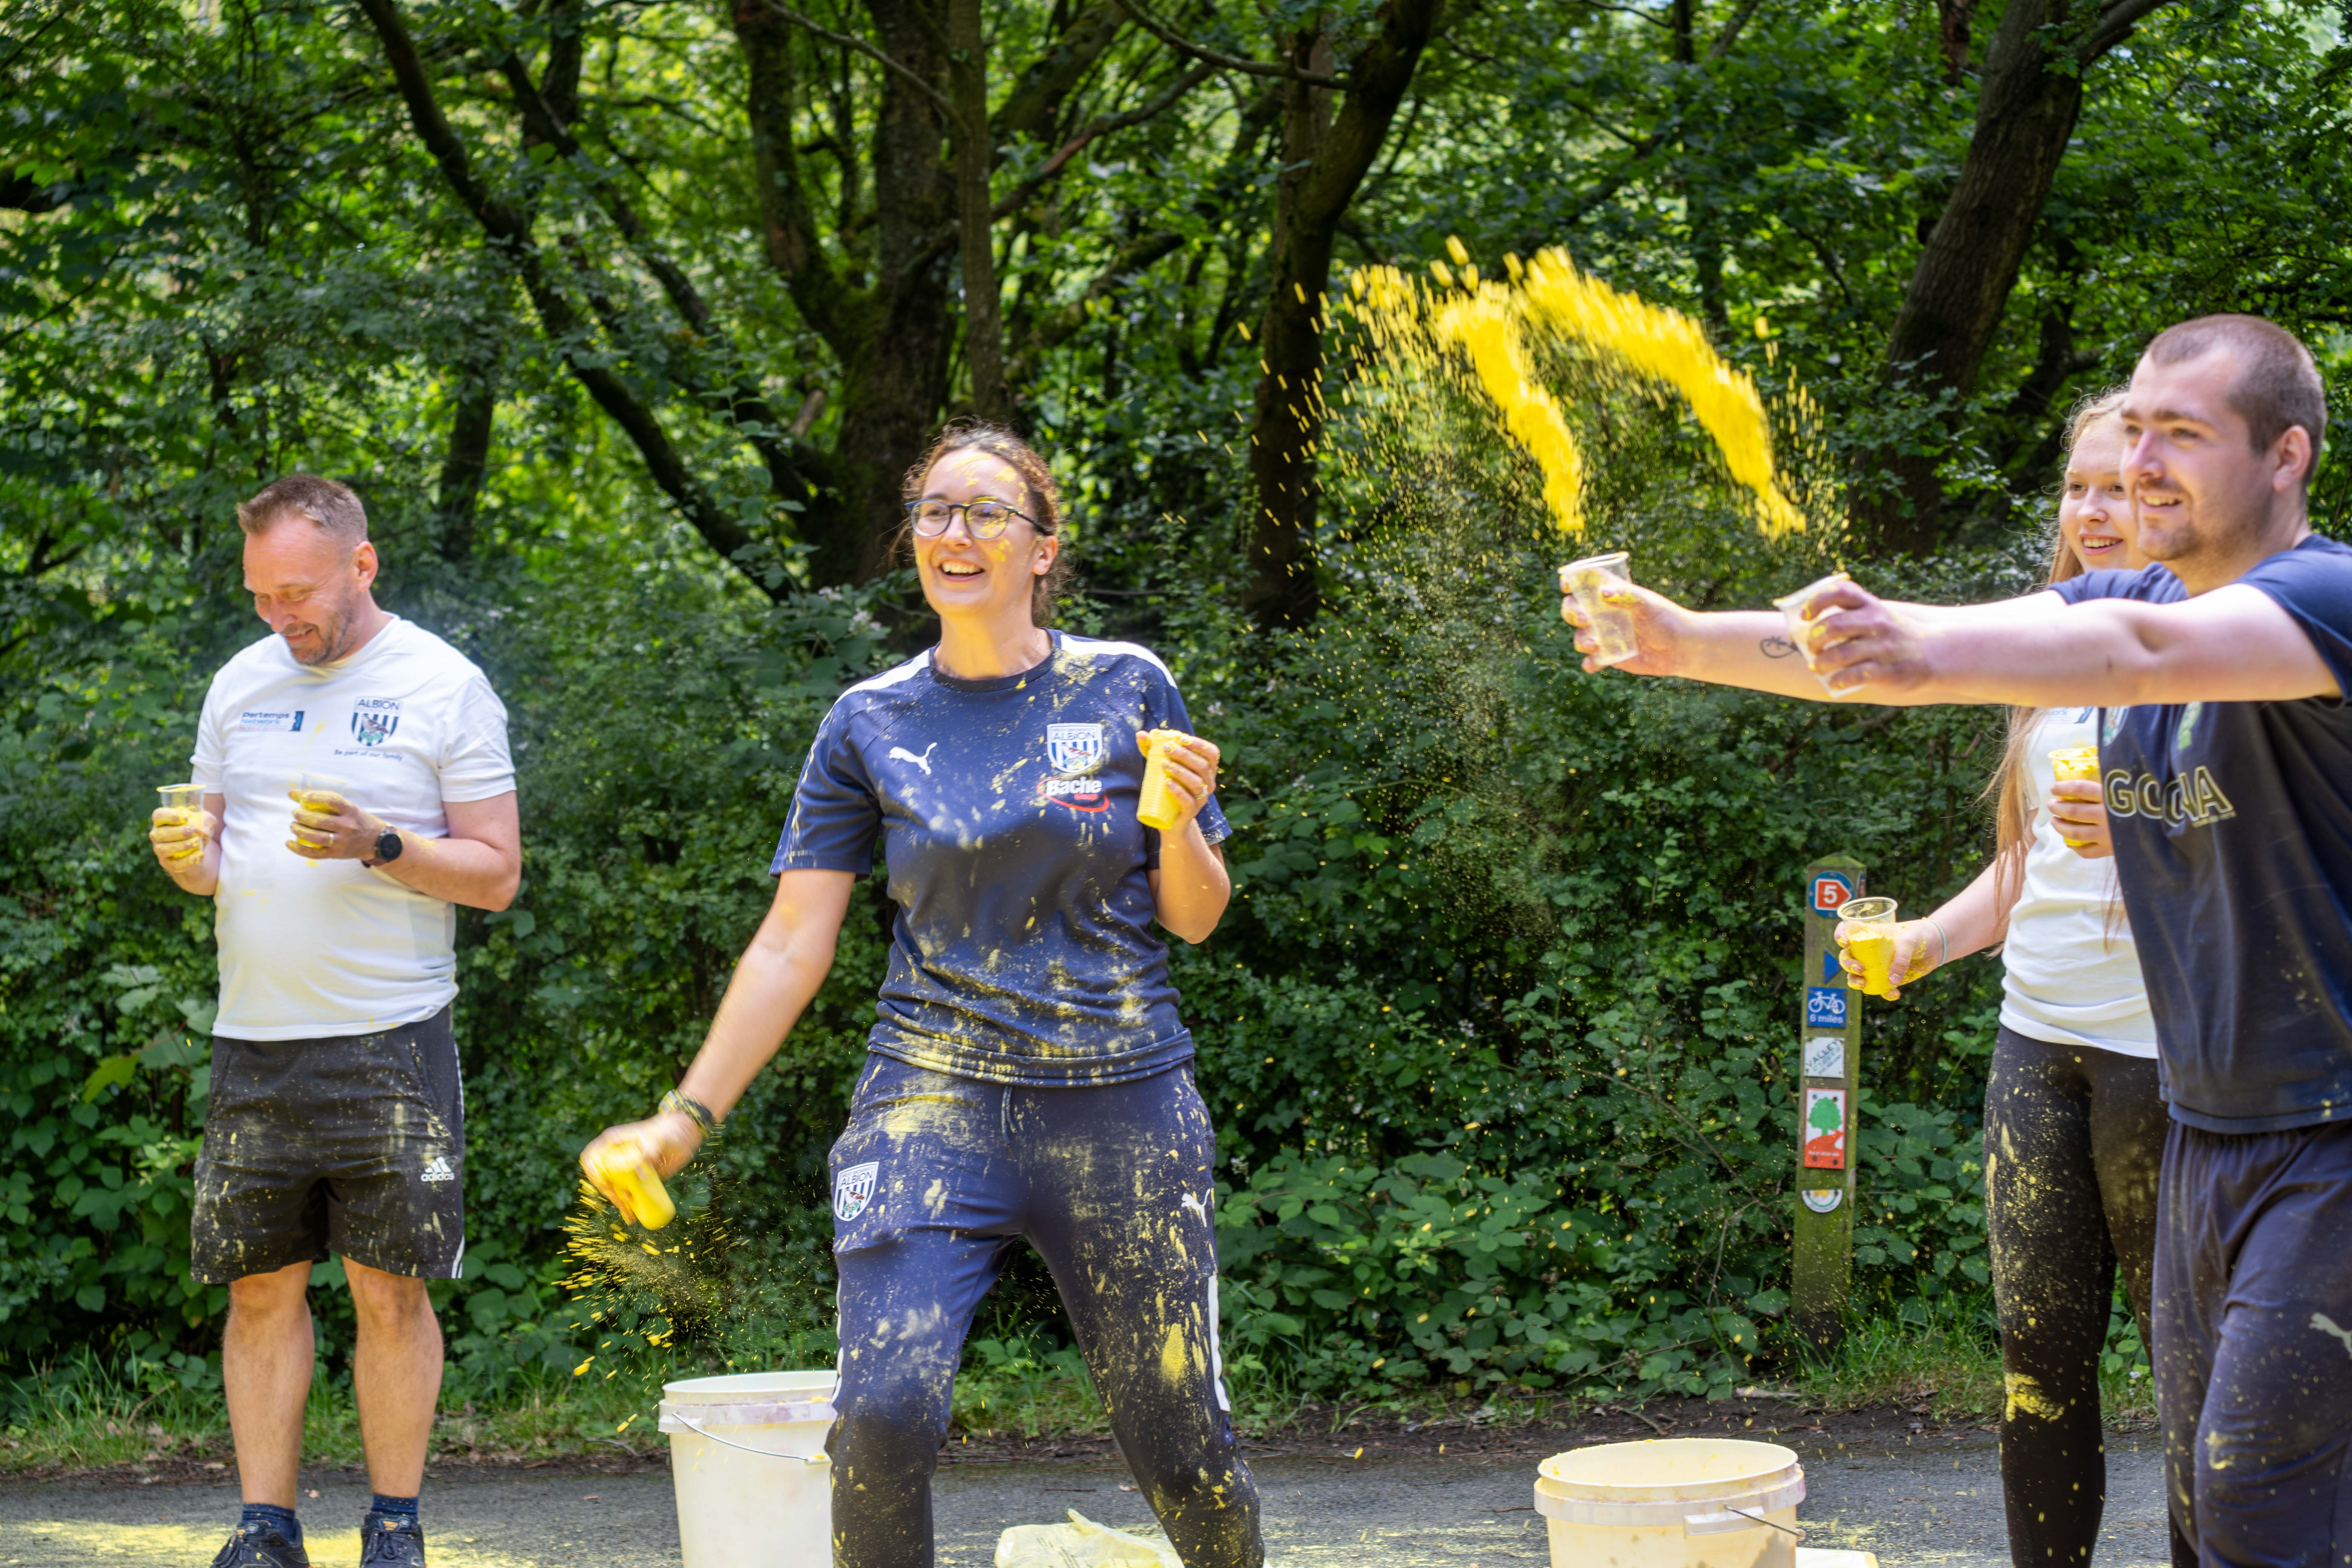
[
  {"left": 1998, "top": 707, "right": 2158, "bottom": 1058},
  {"left": 190, "top": 617, "right": 515, "bottom": 1040}
]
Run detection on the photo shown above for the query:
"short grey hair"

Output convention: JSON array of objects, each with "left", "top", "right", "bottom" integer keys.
[{"left": 237, "top": 474, "right": 369, "bottom": 547}]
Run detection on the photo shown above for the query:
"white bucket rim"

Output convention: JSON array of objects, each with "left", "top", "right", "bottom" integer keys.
[
  {"left": 657, "top": 1399, "right": 835, "bottom": 1430},
  {"left": 1533, "top": 1473, "right": 1806, "bottom": 1534},
  {"left": 661, "top": 1368, "right": 839, "bottom": 1403},
  {"left": 1537, "top": 1439, "right": 1802, "bottom": 1503}
]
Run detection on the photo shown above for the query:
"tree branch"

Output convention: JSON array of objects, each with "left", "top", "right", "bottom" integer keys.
[
  {"left": 993, "top": 0, "right": 1129, "bottom": 145},
  {"left": 1112, "top": 0, "right": 1349, "bottom": 87},
  {"left": 758, "top": 0, "right": 962, "bottom": 125},
  {"left": 499, "top": 52, "right": 818, "bottom": 506},
  {"left": 352, "top": 0, "right": 773, "bottom": 592},
  {"left": 998, "top": 59, "right": 1218, "bottom": 214},
  {"left": 2073, "top": 0, "right": 2172, "bottom": 64}
]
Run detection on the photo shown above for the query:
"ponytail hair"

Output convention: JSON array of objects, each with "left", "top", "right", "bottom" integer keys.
[{"left": 899, "top": 421, "right": 1073, "bottom": 626}]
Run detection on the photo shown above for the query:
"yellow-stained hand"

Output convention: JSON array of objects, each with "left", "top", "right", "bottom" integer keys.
[
  {"left": 1796, "top": 579, "right": 1929, "bottom": 695},
  {"left": 1832, "top": 917, "right": 1943, "bottom": 1001},
  {"left": 2049, "top": 779, "right": 2116, "bottom": 859},
  {"left": 579, "top": 1112, "right": 700, "bottom": 1228},
  {"left": 1140, "top": 730, "right": 1221, "bottom": 830},
  {"left": 149, "top": 806, "right": 217, "bottom": 869},
  {"left": 285, "top": 789, "right": 389, "bottom": 861},
  {"left": 1556, "top": 575, "right": 1690, "bottom": 677}
]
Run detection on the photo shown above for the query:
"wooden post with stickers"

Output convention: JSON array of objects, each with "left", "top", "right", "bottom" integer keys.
[{"left": 1794, "top": 855, "right": 1864, "bottom": 1352}]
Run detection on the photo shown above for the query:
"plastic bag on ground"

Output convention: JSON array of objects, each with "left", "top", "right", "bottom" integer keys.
[{"left": 994, "top": 1509, "right": 1182, "bottom": 1568}]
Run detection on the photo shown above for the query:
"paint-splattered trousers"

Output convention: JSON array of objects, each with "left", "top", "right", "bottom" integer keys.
[
  {"left": 1984, "top": 1028, "right": 2194, "bottom": 1568},
  {"left": 190, "top": 1006, "right": 466, "bottom": 1283},
  {"left": 2156, "top": 1118, "right": 2352, "bottom": 1566},
  {"left": 825, "top": 1054, "right": 1262, "bottom": 1568}
]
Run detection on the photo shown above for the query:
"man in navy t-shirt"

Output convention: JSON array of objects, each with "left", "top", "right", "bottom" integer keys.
[{"left": 1564, "top": 315, "right": 2350, "bottom": 1563}]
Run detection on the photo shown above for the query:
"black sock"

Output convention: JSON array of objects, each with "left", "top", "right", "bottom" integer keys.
[
  {"left": 240, "top": 1503, "right": 302, "bottom": 1546},
  {"left": 366, "top": 1493, "right": 420, "bottom": 1531}
]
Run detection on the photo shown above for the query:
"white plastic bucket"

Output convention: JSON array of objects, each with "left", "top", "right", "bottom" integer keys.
[
  {"left": 659, "top": 1369, "right": 836, "bottom": 1568},
  {"left": 1534, "top": 1438, "right": 1806, "bottom": 1568}
]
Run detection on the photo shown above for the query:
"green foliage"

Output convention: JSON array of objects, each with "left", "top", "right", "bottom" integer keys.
[{"left": 8, "top": 0, "right": 2343, "bottom": 1415}]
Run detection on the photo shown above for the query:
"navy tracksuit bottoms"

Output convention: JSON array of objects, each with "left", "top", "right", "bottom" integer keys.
[
  {"left": 823, "top": 1055, "right": 1262, "bottom": 1568},
  {"left": 2156, "top": 1118, "right": 2352, "bottom": 1566}
]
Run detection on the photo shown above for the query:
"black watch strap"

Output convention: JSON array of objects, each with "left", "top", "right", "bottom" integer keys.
[{"left": 365, "top": 827, "right": 403, "bottom": 867}]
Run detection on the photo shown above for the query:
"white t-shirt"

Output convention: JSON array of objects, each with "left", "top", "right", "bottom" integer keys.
[
  {"left": 190, "top": 617, "right": 515, "bottom": 1040},
  {"left": 1998, "top": 707, "right": 2158, "bottom": 1057}
]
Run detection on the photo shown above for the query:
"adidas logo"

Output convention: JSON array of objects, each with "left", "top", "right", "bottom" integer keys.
[{"left": 420, "top": 1155, "right": 457, "bottom": 1185}]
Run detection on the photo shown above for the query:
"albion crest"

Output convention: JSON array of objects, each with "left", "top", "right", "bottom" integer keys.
[
  {"left": 351, "top": 698, "right": 401, "bottom": 747},
  {"left": 1045, "top": 723, "right": 1106, "bottom": 775},
  {"left": 833, "top": 1161, "right": 879, "bottom": 1222}
]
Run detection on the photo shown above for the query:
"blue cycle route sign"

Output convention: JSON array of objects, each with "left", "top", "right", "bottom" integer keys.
[{"left": 1805, "top": 985, "right": 1849, "bottom": 1029}]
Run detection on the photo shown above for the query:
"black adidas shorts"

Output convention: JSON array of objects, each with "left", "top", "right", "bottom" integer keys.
[{"left": 190, "top": 1006, "right": 466, "bottom": 1283}]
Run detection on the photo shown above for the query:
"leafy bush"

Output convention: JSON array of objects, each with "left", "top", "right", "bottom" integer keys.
[{"left": 2, "top": 482, "right": 2023, "bottom": 1416}]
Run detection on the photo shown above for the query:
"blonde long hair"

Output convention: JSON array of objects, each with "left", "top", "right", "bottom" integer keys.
[{"left": 1988, "top": 388, "right": 2128, "bottom": 913}]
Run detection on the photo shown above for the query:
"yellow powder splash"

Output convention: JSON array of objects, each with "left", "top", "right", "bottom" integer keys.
[{"left": 1349, "top": 240, "right": 1807, "bottom": 540}]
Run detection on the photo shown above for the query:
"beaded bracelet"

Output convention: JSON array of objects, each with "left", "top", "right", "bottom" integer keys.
[{"left": 660, "top": 1089, "right": 718, "bottom": 1135}]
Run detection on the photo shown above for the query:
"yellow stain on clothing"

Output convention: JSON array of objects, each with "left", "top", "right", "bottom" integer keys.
[
  {"left": 1159, "top": 1323, "right": 1193, "bottom": 1386},
  {"left": 2004, "top": 1372, "right": 2065, "bottom": 1423}
]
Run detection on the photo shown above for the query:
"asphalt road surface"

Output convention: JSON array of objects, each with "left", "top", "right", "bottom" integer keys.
[{"left": 0, "top": 1428, "right": 2174, "bottom": 1566}]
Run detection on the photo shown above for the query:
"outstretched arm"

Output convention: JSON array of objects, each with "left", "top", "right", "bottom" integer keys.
[
  {"left": 1802, "top": 580, "right": 2338, "bottom": 706},
  {"left": 581, "top": 867, "right": 858, "bottom": 1178},
  {"left": 1567, "top": 578, "right": 2338, "bottom": 708}
]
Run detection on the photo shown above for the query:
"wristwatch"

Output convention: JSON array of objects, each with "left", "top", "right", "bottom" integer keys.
[{"left": 363, "top": 827, "right": 404, "bottom": 868}]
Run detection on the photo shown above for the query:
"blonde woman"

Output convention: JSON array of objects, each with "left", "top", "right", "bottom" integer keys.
[{"left": 1842, "top": 392, "right": 2191, "bottom": 1568}]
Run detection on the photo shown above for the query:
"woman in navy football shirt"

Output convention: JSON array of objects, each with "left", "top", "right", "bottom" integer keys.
[{"left": 583, "top": 424, "right": 1261, "bottom": 1568}]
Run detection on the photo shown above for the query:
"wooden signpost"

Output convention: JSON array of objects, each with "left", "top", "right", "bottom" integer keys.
[{"left": 1794, "top": 854, "right": 1864, "bottom": 1351}]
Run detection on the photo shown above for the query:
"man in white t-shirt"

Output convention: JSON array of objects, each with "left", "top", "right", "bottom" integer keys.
[{"left": 147, "top": 475, "right": 520, "bottom": 1568}]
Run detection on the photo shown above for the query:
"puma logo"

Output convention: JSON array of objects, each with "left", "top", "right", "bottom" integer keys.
[
  {"left": 888, "top": 743, "right": 938, "bottom": 776},
  {"left": 1180, "top": 1190, "right": 1211, "bottom": 1223}
]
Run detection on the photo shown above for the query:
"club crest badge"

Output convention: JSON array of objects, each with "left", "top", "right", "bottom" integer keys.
[
  {"left": 1046, "top": 723, "right": 1106, "bottom": 776},
  {"left": 351, "top": 698, "right": 401, "bottom": 747},
  {"left": 833, "top": 1161, "right": 879, "bottom": 1222}
]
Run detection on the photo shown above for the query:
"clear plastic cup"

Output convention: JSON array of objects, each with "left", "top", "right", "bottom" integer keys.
[
  {"left": 288, "top": 770, "right": 350, "bottom": 862},
  {"left": 1559, "top": 551, "right": 1639, "bottom": 667},
  {"left": 156, "top": 783, "right": 205, "bottom": 862},
  {"left": 1772, "top": 571, "right": 1852, "bottom": 692},
  {"left": 2050, "top": 746, "right": 2101, "bottom": 848},
  {"left": 1136, "top": 731, "right": 1187, "bottom": 832},
  {"left": 1836, "top": 895, "right": 1900, "bottom": 998}
]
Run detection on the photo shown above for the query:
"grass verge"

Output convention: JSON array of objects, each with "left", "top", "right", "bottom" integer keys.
[{"left": 2, "top": 1310, "right": 2159, "bottom": 1473}]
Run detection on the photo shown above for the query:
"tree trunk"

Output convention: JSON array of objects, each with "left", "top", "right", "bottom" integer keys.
[
  {"left": 947, "top": 0, "right": 1009, "bottom": 423},
  {"left": 1244, "top": 0, "right": 1439, "bottom": 630},
  {"left": 735, "top": 0, "right": 958, "bottom": 583},
  {"left": 1858, "top": 0, "right": 2174, "bottom": 554},
  {"left": 433, "top": 367, "right": 495, "bottom": 561}
]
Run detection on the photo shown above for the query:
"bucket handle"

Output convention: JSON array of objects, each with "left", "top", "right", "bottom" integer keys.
[
  {"left": 1687, "top": 1505, "right": 1806, "bottom": 1540},
  {"left": 665, "top": 1409, "right": 827, "bottom": 1464}
]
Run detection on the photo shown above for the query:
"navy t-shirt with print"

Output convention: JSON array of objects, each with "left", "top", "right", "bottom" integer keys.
[
  {"left": 772, "top": 631, "right": 1229, "bottom": 1088},
  {"left": 2050, "top": 535, "right": 2352, "bottom": 1133}
]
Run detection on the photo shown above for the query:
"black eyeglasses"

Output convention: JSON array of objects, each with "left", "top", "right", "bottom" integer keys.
[{"left": 905, "top": 497, "right": 1034, "bottom": 539}]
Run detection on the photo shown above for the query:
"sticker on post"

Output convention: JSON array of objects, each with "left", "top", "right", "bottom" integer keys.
[
  {"left": 1802, "top": 1035, "right": 1847, "bottom": 1080},
  {"left": 1800, "top": 1188, "right": 1844, "bottom": 1214},
  {"left": 1809, "top": 872, "right": 1857, "bottom": 915},
  {"left": 1805, "top": 986, "right": 1848, "bottom": 1029},
  {"left": 1803, "top": 1087, "right": 1847, "bottom": 1170}
]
